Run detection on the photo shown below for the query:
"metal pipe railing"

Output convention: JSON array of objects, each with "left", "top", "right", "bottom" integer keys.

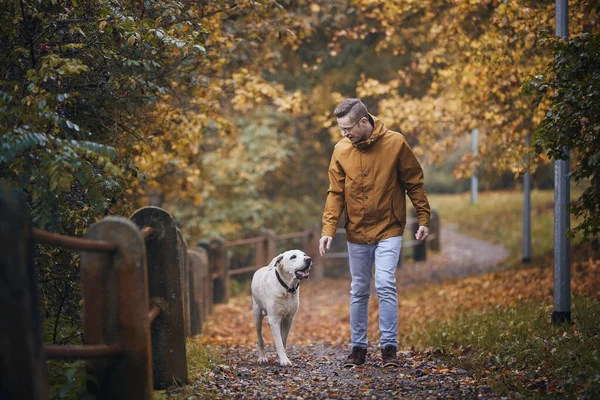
[
  {"left": 45, "top": 344, "right": 123, "bottom": 360},
  {"left": 32, "top": 228, "right": 118, "bottom": 253},
  {"left": 148, "top": 305, "right": 162, "bottom": 323},
  {"left": 141, "top": 226, "right": 154, "bottom": 239}
]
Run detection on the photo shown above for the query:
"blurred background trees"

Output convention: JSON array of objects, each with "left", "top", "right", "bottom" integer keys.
[{"left": 1, "top": 0, "right": 599, "bottom": 344}]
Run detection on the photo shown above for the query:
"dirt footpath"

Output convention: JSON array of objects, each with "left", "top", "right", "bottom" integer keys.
[
  {"left": 187, "top": 343, "right": 501, "bottom": 399},
  {"left": 398, "top": 223, "right": 510, "bottom": 289}
]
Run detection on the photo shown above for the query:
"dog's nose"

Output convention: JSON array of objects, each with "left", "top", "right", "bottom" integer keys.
[{"left": 305, "top": 257, "right": 312, "bottom": 266}]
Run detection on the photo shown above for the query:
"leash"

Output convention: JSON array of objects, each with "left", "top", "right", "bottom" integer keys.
[{"left": 275, "top": 270, "right": 299, "bottom": 294}]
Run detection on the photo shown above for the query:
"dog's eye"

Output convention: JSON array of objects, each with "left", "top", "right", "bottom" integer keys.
[{"left": 290, "top": 255, "right": 297, "bottom": 260}]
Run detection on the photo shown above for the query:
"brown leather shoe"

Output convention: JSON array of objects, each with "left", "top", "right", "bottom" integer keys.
[
  {"left": 343, "top": 347, "right": 367, "bottom": 368},
  {"left": 381, "top": 346, "right": 401, "bottom": 367}
]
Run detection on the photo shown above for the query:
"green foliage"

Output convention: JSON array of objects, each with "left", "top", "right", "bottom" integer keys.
[
  {"left": 229, "top": 277, "right": 251, "bottom": 298},
  {"left": 173, "top": 108, "right": 325, "bottom": 241},
  {"left": 1, "top": 0, "right": 207, "bottom": 229},
  {"left": 47, "top": 361, "right": 94, "bottom": 400},
  {"left": 0, "top": 130, "right": 48, "bottom": 163},
  {"left": 0, "top": 0, "right": 208, "bottom": 349},
  {"left": 1, "top": 128, "right": 119, "bottom": 228},
  {"left": 526, "top": 31, "right": 600, "bottom": 242}
]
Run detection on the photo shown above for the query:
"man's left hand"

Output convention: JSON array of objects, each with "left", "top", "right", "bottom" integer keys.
[{"left": 415, "top": 226, "right": 429, "bottom": 241}]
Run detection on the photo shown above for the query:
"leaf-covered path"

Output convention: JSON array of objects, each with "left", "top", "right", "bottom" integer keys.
[
  {"left": 186, "top": 226, "right": 510, "bottom": 399},
  {"left": 190, "top": 344, "right": 500, "bottom": 399}
]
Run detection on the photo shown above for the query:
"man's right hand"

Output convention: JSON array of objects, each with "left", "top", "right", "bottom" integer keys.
[{"left": 319, "top": 236, "right": 333, "bottom": 257}]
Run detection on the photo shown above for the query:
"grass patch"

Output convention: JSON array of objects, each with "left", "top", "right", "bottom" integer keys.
[
  {"left": 403, "top": 188, "right": 598, "bottom": 397},
  {"left": 407, "top": 297, "right": 600, "bottom": 398},
  {"left": 186, "top": 339, "right": 223, "bottom": 381},
  {"left": 157, "top": 340, "right": 223, "bottom": 399}
]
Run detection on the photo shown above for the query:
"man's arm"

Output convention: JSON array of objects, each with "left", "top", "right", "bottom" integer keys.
[
  {"left": 397, "top": 137, "right": 431, "bottom": 236},
  {"left": 321, "top": 150, "right": 345, "bottom": 251}
]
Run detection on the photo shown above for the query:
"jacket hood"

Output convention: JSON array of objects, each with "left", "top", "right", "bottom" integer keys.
[{"left": 354, "top": 114, "right": 388, "bottom": 150}]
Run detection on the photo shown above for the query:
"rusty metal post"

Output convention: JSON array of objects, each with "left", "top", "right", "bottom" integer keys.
[
  {"left": 429, "top": 210, "right": 441, "bottom": 252},
  {"left": 81, "top": 217, "right": 153, "bottom": 400},
  {"left": 176, "top": 229, "right": 190, "bottom": 338},
  {"left": 130, "top": 207, "right": 188, "bottom": 389},
  {"left": 186, "top": 249, "right": 205, "bottom": 336},
  {"left": 0, "top": 188, "right": 49, "bottom": 400},
  {"left": 210, "top": 238, "right": 229, "bottom": 304}
]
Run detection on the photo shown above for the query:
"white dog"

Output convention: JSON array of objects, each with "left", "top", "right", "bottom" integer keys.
[{"left": 251, "top": 249, "right": 312, "bottom": 366}]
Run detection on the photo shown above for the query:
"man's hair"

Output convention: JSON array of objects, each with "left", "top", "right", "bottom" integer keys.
[{"left": 334, "top": 98, "right": 368, "bottom": 123}]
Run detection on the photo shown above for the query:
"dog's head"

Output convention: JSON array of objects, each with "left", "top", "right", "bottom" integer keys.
[{"left": 268, "top": 249, "right": 312, "bottom": 280}]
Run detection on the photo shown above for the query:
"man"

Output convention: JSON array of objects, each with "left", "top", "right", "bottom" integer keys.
[{"left": 319, "top": 98, "right": 431, "bottom": 368}]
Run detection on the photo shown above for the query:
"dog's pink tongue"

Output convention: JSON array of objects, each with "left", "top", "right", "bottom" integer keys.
[{"left": 296, "top": 270, "right": 310, "bottom": 279}]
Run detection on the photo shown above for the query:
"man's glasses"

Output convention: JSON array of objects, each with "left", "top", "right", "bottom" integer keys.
[{"left": 337, "top": 119, "right": 361, "bottom": 135}]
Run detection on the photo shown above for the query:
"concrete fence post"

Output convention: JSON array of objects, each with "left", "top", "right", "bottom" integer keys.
[
  {"left": 196, "top": 241, "right": 214, "bottom": 314},
  {"left": 187, "top": 248, "right": 208, "bottom": 336},
  {"left": 130, "top": 207, "right": 187, "bottom": 388},
  {"left": 0, "top": 188, "right": 49, "bottom": 400},
  {"left": 82, "top": 217, "right": 153, "bottom": 399},
  {"left": 176, "top": 229, "right": 190, "bottom": 338},
  {"left": 197, "top": 247, "right": 211, "bottom": 324},
  {"left": 210, "top": 238, "right": 229, "bottom": 304}
]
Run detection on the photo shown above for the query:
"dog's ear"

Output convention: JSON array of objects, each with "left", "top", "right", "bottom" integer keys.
[{"left": 268, "top": 253, "right": 284, "bottom": 270}]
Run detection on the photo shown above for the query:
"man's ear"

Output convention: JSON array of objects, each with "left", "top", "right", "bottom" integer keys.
[{"left": 268, "top": 254, "right": 284, "bottom": 270}]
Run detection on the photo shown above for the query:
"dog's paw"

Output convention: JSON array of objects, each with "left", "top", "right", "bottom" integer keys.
[
  {"left": 257, "top": 356, "right": 268, "bottom": 364},
  {"left": 279, "top": 358, "right": 292, "bottom": 367}
]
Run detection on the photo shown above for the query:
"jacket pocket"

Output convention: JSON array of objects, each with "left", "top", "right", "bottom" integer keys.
[{"left": 391, "top": 192, "right": 405, "bottom": 227}]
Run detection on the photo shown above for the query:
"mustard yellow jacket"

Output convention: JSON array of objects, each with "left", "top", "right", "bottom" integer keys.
[{"left": 322, "top": 115, "right": 431, "bottom": 244}]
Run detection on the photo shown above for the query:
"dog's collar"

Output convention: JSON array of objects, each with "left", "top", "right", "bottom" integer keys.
[{"left": 275, "top": 270, "right": 299, "bottom": 294}]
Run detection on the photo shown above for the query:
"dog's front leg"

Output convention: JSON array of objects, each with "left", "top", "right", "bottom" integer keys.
[
  {"left": 281, "top": 316, "right": 294, "bottom": 349},
  {"left": 268, "top": 315, "right": 291, "bottom": 366}
]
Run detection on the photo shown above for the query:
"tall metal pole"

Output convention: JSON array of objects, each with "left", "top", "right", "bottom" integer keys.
[
  {"left": 522, "top": 135, "right": 531, "bottom": 263},
  {"left": 552, "top": 0, "right": 571, "bottom": 325},
  {"left": 471, "top": 128, "right": 478, "bottom": 205}
]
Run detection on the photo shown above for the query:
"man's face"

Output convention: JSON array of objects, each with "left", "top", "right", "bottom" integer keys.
[{"left": 337, "top": 115, "right": 369, "bottom": 144}]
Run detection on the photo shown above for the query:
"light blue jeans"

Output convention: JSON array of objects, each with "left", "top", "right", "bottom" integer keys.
[{"left": 347, "top": 236, "right": 402, "bottom": 349}]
